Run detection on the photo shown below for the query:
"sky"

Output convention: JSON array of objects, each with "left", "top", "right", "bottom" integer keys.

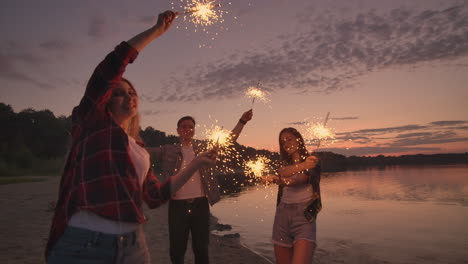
[{"left": 1, "top": 0, "right": 468, "bottom": 156}]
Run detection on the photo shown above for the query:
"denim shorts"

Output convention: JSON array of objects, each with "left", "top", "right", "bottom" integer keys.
[
  {"left": 272, "top": 201, "right": 317, "bottom": 247},
  {"left": 47, "top": 225, "right": 150, "bottom": 264}
]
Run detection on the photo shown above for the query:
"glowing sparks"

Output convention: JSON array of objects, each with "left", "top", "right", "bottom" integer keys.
[
  {"left": 172, "top": 0, "right": 233, "bottom": 47},
  {"left": 184, "top": 1, "right": 222, "bottom": 26},
  {"left": 244, "top": 156, "right": 271, "bottom": 178},
  {"left": 245, "top": 86, "right": 270, "bottom": 107},
  {"left": 305, "top": 122, "right": 336, "bottom": 150},
  {"left": 202, "top": 123, "right": 238, "bottom": 175},
  {"left": 205, "top": 125, "right": 232, "bottom": 149},
  {"left": 173, "top": 0, "right": 227, "bottom": 42}
]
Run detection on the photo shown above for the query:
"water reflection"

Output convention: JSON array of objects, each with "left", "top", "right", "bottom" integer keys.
[
  {"left": 323, "top": 165, "right": 468, "bottom": 205},
  {"left": 211, "top": 165, "right": 468, "bottom": 263}
]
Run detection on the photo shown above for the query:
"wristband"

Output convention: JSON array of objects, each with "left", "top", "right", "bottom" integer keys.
[{"left": 239, "top": 119, "right": 247, "bottom": 125}]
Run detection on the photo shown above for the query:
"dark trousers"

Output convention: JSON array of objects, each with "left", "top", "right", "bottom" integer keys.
[{"left": 169, "top": 197, "right": 210, "bottom": 264}]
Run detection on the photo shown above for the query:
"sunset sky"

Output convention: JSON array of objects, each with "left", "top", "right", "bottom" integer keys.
[{"left": 1, "top": 0, "right": 468, "bottom": 156}]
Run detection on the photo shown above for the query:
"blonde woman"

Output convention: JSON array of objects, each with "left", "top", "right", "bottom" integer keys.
[{"left": 46, "top": 10, "right": 217, "bottom": 264}]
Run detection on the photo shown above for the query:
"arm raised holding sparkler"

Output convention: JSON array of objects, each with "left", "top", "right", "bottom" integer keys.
[
  {"left": 127, "top": 10, "right": 178, "bottom": 52},
  {"left": 230, "top": 109, "right": 253, "bottom": 142}
]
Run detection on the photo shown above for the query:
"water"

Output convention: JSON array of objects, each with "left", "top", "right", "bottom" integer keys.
[{"left": 211, "top": 164, "right": 468, "bottom": 263}]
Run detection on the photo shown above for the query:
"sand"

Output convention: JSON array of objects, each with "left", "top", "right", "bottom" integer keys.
[{"left": 0, "top": 177, "right": 271, "bottom": 264}]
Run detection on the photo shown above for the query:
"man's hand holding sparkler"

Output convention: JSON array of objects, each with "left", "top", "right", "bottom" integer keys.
[
  {"left": 195, "top": 149, "right": 218, "bottom": 167},
  {"left": 231, "top": 109, "right": 253, "bottom": 143},
  {"left": 239, "top": 109, "right": 253, "bottom": 125}
]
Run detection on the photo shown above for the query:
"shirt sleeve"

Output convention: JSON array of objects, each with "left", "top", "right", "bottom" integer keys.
[
  {"left": 72, "top": 42, "right": 139, "bottom": 127},
  {"left": 142, "top": 169, "right": 172, "bottom": 209}
]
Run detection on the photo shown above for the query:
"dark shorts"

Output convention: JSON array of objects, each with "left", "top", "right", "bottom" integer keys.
[{"left": 272, "top": 201, "right": 317, "bottom": 247}]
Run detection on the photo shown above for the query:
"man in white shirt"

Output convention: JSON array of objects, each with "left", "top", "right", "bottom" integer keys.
[{"left": 149, "top": 110, "right": 253, "bottom": 264}]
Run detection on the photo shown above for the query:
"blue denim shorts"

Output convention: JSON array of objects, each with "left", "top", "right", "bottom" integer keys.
[
  {"left": 272, "top": 201, "right": 317, "bottom": 247},
  {"left": 47, "top": 225, "right": 150, "bottom": 264}
]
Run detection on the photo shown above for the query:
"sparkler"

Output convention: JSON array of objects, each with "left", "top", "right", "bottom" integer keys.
[
  {"left": 244, "top": 155, "right": 271, "bottom": 178},
  {"left": 316, "top": 112, "right": 330, "bottom": 151},
  {"left": 174, "top": 0, "right": 225, "bottom": 28},
  {"left": 245, "top": 82, "right": 269, "bottom": 109},
  {"left": 304, "top": 112, "right": 336, "bottom": 152},
  {"left": 172, "top": 0, "right": 230, "bottom": 47},
  {"left": 206, "top": 125, "right": 231, "bottom": 148},
  {"left": 204, "top": 124, "right": 234, "bottom": 159},
  {"left": 183, "top": 3, "right": 220, "bottom": 15}
]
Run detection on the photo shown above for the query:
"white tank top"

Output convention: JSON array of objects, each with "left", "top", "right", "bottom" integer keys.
[
  {"left": 281, "top": 173, "right": 313, "bottom": 204},
  {"left": 68, "top": 135, "right": 150, "bottom": 234}
]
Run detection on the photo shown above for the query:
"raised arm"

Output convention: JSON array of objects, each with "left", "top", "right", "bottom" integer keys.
[
  {"left": 73, "top": 11, "right": 178, "bottom": 125},
  {"left": 127, "top": 10, "right": 177, "bottom": 52},
  {"left": 230, "top": 109, "right": 253, "bottom": 142}
]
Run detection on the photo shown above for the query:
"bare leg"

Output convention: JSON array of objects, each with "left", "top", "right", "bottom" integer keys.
[
  {"left": 274, "top": 244, "right": 293, "bottom": 264},
  {"left": 291, "top": 240, "right": 316, "bottom": 264}
]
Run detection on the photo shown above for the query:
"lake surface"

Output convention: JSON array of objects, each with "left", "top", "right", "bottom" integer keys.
[{"left": 211, "top": 164, "right": 468, "bottom": 263}]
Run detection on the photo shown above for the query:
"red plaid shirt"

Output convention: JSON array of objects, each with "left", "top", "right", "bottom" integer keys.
[{"left": 45, "top": 42, "right": 172, "bottom": 259}]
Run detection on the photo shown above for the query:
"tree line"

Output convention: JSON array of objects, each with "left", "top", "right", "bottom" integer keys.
[{"left": 1, "top": 102, "right": 466, "bottom": 181}]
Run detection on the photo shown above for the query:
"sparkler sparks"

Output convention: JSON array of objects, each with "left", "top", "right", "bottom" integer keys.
[
  {"left": 245, "top": 85, "right": 270, "bottom": 108},
  {"left": 205, "top": 125, "right": 232, "bottom": 150},
  {"left": 172, "top": 0, "right": 234, "bottom": 47},
  {"left": 304, "top": 113, "right": 336, "bottom": 151},
  {"left": 202, "top": 122, "right": 239, "bottom": 175},
  {"left": 184, "top": 1, "right": 222, "bottom": 26},
  {"left": 307, "top": 123, "right": 336, "bottom": 147},
  {"left": 172, "top": 0, "right": 228, "bottom": 46},
  {"left": 244, "top": 156, "right": 271, "bottom": 178}
]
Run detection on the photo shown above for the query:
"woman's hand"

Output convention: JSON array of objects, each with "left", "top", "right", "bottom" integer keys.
[
  {"left": 304, "top": 155, "right": 318, "bottom": 169},
  {"left": 127, "top": 10, "right": 178, "bottom": 52},
  {"left": 155, "top": 10, "right": 178, "bottom": 35},
  {"left": 261, "top": 174, "right": 278, "bottom": 185}
]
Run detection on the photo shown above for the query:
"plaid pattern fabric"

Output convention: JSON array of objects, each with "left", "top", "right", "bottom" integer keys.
[{"left": 45, "top": 42, "right": 172, "bottom": 259}]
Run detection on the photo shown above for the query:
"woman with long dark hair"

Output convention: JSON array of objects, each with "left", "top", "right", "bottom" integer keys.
[{"left": 263, "top": 127, "right": 321, "bottom": 264}]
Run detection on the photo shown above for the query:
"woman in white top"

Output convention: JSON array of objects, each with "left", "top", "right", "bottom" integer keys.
[{"left": 263, "top": 127, "right": 321, "bottom": 264}]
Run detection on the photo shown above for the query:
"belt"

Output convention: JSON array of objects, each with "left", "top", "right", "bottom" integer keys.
[{"left": 172, "top": 196, "right": 206, "bottom": 204}]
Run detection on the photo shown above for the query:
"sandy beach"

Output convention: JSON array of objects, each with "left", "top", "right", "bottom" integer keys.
[{"left": 0, "top": 177, "right": 270, "bottom": 264}]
